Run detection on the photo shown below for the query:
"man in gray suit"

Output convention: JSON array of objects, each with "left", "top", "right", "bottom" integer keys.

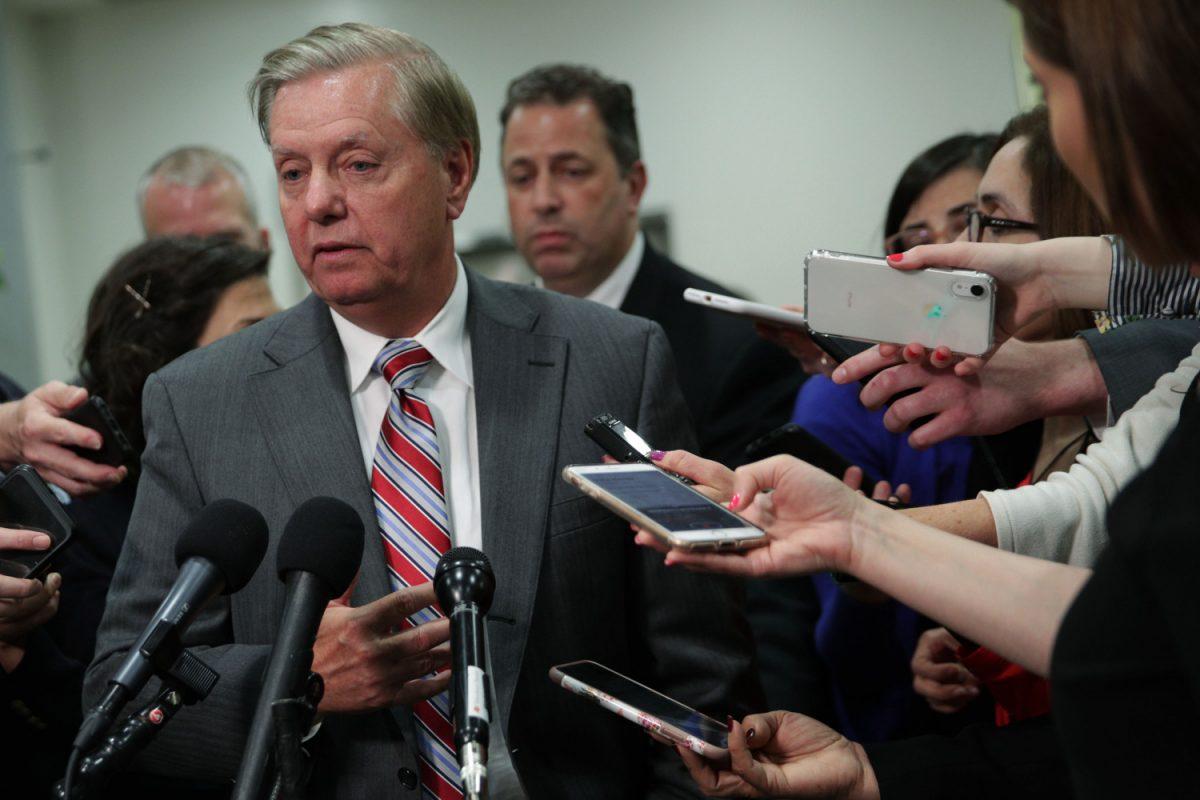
[{"left": 85, "top": 23, "right": 758, "bottom": 799}]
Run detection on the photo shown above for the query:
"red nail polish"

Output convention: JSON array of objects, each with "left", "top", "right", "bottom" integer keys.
[
  {"left": 746, "top": 728, "right": 756, "bottom": 741},
  {"left": 726, "top": 714, "right": 734, "bottom": 731},
  {"left": 887, "top": 252, "right": 904, "bottom": 263},
  {"left": 728, "top": 494, "right": 741, "bottom": 510}
]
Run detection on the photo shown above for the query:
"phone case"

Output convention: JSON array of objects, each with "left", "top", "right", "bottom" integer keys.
[
  {"left": 743, "top": 423, "right": 876, "bottom": 495},
  {"left": 549, "top": 662, "right": 728, "bottom": 760},
  {"left": 0, "top": 465, "right": 76, "bottom": 580},
  {"left": 561, "top": 465, "right": 763, "bottom": 551},
  {"left": 66, "top": 396, "right": 135, "bottom": 468},
  {"left": 803, "top": 250, "right": 996, "bottom": 356}
]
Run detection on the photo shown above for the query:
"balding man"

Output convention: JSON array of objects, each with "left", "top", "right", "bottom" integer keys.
[{"left": 138, "top": 146, "right": 269, "bottom": 249}]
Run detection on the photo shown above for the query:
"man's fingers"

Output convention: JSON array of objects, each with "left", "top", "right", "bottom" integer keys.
[
  {"left": 894, "top": 483, "right": 913, "bottom": 504},
  {"left": 29, "top": 414, "right": 102, "bottom": 451},
  {"left": 858, "top": 363, "right": 932, "bottom": 410},
  {"left": 0, "top": 528, "right": 52, "bottom": 551},
  {"left": 907, "top": 408, "right": 971, "bottom": 450},
  {"left": 367, "top": 582, "right": 440, "bottom": 629},
  {"left": 395, "top": 670, "right": 452, "bottom": 707},
  {"left": 914, "top": 674, "right": 980, "bottom": 703},
  {"left": 954, "top": 356, "right": 987, "bottom": 376},
  {"left": 379, "top": 618, "right": 451, "bottom": 661}
]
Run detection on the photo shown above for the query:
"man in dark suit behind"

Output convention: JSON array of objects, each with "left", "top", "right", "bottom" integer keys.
[
  {"left": 500, "top": 64, "right": 804, "bottom": 467},
  {"left": 85, "top": 23, "right": 757, "bottom": 799}
]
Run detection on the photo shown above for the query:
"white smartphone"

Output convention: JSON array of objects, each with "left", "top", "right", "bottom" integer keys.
[
  {"left": 803, "top": 250, "right": 996, "bottom": 356},
  {"left": 561, "top": 463, "right": 766, "bottom": 550},
  {"left": 682, "top": 288, "right": 808, "bottom": 330},
  {"left": 549, "top": 660, "right": 729, "bottom": 759}
]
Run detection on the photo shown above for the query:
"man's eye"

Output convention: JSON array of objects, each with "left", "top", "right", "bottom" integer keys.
[
  {"left": 281, "top": 168, "right": 303, "bottom": 182},
  {"left": 508, "top": 173, "right": 532, "bottom": 186},
  {"left": 564, "top": 166, "right": 589, "bottom": 178},
  {"left": 349, "top": 161, "right": 375, "bottom": 172}
]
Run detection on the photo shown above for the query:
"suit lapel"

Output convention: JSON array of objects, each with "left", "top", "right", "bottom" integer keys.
[
  {"left": 247, "top": 294, "right": 388, "bottom": 604},
  {"left": 466, "top": 272, "right": 567, "bottom": 726}
]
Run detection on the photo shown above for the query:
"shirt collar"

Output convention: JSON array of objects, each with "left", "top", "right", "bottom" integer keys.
[
  {"left": 532, "top": 231, "right": 644, "bottom": 310},
  {"left": 331, "top": 257, "right": 473, "bottom": 393}
]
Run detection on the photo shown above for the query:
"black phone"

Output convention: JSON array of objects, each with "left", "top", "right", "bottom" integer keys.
[
  {"left": 743, "top": 423, "right": 877, "bottom": 496},
  {"left": 811, "top": 333, "right": 871, "bottom": 366},
  {"left": 0, "top": 464, "right": 76, "bottom": 580},
  {"left": 66, "top": 395, "right": 134, "bottom": 468},
  {"left": 584, "top": 413, "right": 694, "bottom": 484}
]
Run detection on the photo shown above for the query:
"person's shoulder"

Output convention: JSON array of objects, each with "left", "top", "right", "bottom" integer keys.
[
  {"left": 153, "top": 301, "right": 297, "bottom": 388},
  {"left": 470, "top": 271, "right": 658, "bottom": 342}
]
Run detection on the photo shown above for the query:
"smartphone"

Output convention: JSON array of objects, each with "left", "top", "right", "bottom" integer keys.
[
  {"left": 682, "top": 288, "right": 808, "bottom": 330},
  {"left": 562, "top": 463, "right": 765, "bottom": 550},
  {"left": 743, "top": 423, "right": 876, "bottom": 495},
  {"left": 549, "top": 660, "right": 729, "bottom": 759},
  {"left": 66, "top": 395, "right": 135, "bottom": 468},
  {"left": 0, "top": 465, "right": 76, "bottom": 580},
  {"left": 804, "top": 250, "right": 996, "bottom": 356},
  {"left": 584, "top": 413, "right": 694, "bottom": 485}
]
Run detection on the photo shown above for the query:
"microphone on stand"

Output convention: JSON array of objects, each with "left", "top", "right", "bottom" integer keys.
[
  {"left": 434, "top": 547, "right": 496, "bottom": 800},
  {"left": 66, "top": 499, "right": 268, "bottom": 797},
  {"left": 232, "top": 497, "right": 364, "bottom": 800}
]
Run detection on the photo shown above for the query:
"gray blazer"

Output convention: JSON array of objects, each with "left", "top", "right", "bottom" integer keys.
[{"left": 84, "top": 271, "right": 760, "bottom": 799}]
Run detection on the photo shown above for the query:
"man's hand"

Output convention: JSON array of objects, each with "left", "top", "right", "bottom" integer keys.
[
  {"left": 911, "top": 627, "right": 980, "bottom": 714},
  {"left": 0, "top": 530, "right": 62, "bottom": 654},
  {"left": 0, "top": 382, "right": 127, "bottom": 495},
  {"left": 676, "top": 712, "right": 878, "bottom": 799},
  {"left": 311, "top": 581, "right": 452, "bottom": 713},
  {"left": 833, "top": 338, "right": 1106, "bottom": 448}
]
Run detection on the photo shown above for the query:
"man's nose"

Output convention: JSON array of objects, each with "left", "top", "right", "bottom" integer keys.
[
  {"left": 305, "top": 170, "right": 347, "bottom": 223},
  {"left": 532, "top": 173, "right": 562, "bottom": 215}
]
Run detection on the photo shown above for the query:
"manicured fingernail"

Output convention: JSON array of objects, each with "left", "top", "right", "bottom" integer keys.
[
  {"left": 745, "top": 727, "right": 755, "bottom": 741},
  {"left": 727, "top": 494, "right": 741, "bottom": 510},
  {"left": 726, "top": 714, "right": 734, "bottom": 731},
  {"left": 887, "top": 253, "right": 904, "bottom": 263},
  {"left": 649, "top": 450, "right": 665, "bottom": 462},
  {"left": 832, "top": 367, "right": 846, "bottom": 383}
]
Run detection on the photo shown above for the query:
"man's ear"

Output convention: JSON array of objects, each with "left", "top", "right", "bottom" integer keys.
[
  {"left": 626, "top": 160, "right": 648, "bottom": 212},
  {"left": 444, "top": 139, "right": 475, "bottom": 221}
]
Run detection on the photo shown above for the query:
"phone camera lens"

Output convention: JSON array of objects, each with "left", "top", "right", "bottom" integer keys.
[{"left": 971, "top": 284, "right": 985, "bottom": 297}]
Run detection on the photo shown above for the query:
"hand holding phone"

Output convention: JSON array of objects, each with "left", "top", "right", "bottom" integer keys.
[
  {"left": 65, "top": 395, "right": 135, "bottom": 468},
  {"left": 805, "top": 250, "right": 996, "bottom": 356},
  {"left": 562, "top": 463, "right": 764, "bottom": 551},
  {"left": 550, "top": 660, "right": 729, "bottom": 759},
  {"left": 0, "top": 465, "right": 75, "bottom": 582},
  {"left": 584, "top": 413, "right": 695, "bottom": 484}
]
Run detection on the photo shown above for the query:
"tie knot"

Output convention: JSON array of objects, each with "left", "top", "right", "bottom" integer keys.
[{"left": 374, "top": 339, "right": 434, "bottom": 391}]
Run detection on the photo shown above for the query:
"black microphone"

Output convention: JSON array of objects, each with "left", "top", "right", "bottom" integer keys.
[
  {"left": 73, "top": 499, "right": 268, "bottom": 758},
  {"left": 232, "top": 497, "right": 364, "bottom": 800},
  {"left": 434, "top": 547, "right": 496, "bottom": 800}
]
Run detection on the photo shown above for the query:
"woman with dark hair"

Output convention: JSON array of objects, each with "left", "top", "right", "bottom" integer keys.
[
  {"left": 649, "top": 1, "right": 1200, "bottom": 797},
  {"left": 0, "top": 236, "right": 278, "bottom": 798}
]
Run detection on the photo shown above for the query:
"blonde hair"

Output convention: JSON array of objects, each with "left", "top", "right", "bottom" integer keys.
[{"left": 248, "top": 22, "right": 480, "bottom": 183}]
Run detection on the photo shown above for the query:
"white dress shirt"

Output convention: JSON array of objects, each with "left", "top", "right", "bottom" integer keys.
[
  {"left": 533, "top": 231, "right": 644, "bottom": 310},
  {"left": 331, "top": 258, "right": 481, "bottom": 551}
]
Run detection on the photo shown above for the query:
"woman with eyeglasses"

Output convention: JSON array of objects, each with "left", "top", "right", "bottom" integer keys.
[{"left": 649, "top": 0, "right": 1200, "bottom": 796}]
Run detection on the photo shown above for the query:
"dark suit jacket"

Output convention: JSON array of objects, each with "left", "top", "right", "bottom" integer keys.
[
  {"left": 620, "top": 246, "right": 804, "bottom": 466},
  {"left": 84, "top": 272, "right": 759, "bottom": 799}
]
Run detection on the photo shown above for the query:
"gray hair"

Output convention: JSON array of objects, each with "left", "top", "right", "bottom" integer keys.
[
  {"left": 248, "top": 22, "right": 480, "bottom": 183},
  {"left": 137, "top": 146, "right": 259, "bottom": 230}
]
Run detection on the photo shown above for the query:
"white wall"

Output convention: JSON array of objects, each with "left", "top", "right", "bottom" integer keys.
[{"left": 5, "top": 0, "right": 1019, "bottom": 383}]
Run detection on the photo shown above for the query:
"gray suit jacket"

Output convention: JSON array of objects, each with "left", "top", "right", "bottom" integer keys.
[
  {"left": 1079, "top": 318, "right": 1200, "bottom": 418},
  {"left": 84, "top": 271, "right": 759, "bottom": 798}
]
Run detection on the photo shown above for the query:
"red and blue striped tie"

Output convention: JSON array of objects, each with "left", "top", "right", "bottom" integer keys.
[{"left": 371, "top": 339, "right": 463, "bottom": 799}]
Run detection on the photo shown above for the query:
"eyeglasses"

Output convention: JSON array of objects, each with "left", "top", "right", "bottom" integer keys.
[
  {"left": 884, "top": 203, "right": 973, "bottom": 255},
  {"left": 967, "top": 209, "right": 1039, "bottom": 242}
]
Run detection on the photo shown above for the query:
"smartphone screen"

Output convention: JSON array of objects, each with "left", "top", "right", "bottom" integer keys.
[
  {"left": 579, "top": 466, "right": 748, "bottom": 532},
  {"left": 555, "top": 661, "right": 728, "bottom": 748}
]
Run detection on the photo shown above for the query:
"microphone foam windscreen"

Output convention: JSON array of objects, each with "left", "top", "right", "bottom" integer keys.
[
  {"left": 175, "top": 499, "right": 269, "bottom": 594},
  {"left": 277, "top": 497, "right": 364, "bottom": 596}
]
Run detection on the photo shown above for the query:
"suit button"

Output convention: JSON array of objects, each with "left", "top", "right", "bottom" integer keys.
[{"left": 397, "top": 767, "right": 418, "bottom": 789}]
